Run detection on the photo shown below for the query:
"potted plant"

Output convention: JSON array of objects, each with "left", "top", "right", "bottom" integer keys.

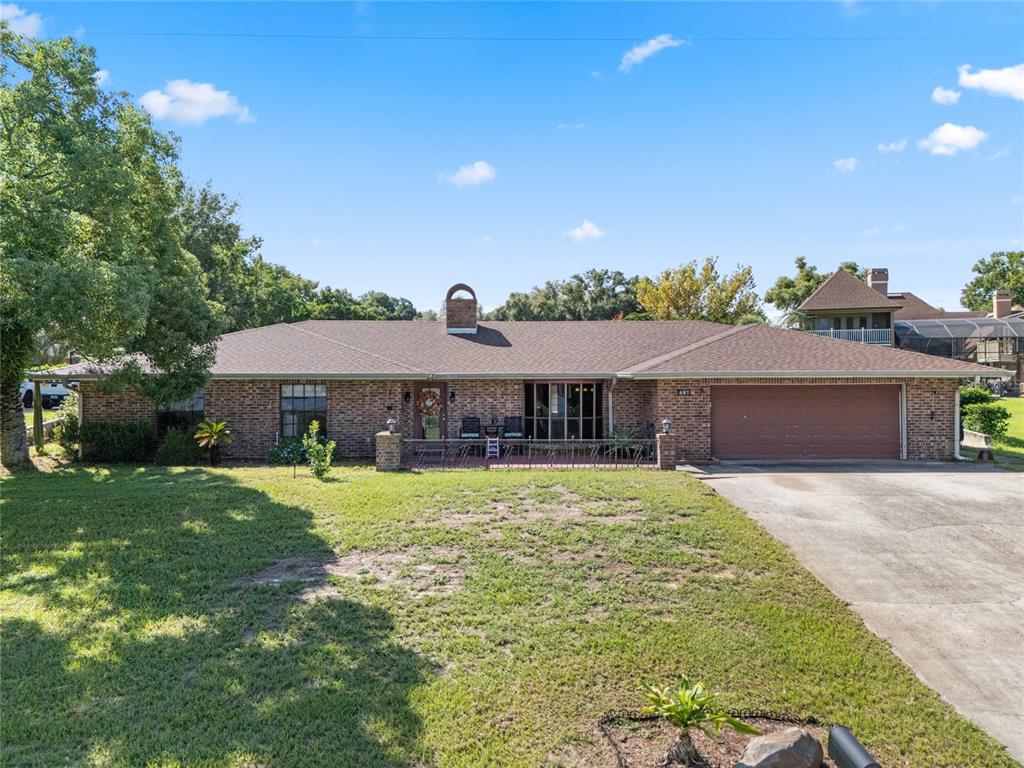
[
  {"left": 194, "top": 419, "right": 234, "bottom": 466},
  {"left": 641, "top": 677, "right": 761, "bottom": 767}
]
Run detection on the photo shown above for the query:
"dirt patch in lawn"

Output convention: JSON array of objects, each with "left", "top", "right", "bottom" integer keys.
[
  {"left": 433, "top": 486, "right": 647, "bottom": 528},
  {"left": 574, "top": 717, "right": 835, "bottom": 768},
  {"left": 243, "top": 546, "right": 467, "bottom": 601}
]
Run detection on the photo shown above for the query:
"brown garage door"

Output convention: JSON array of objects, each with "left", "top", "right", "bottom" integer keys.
[{"left": 711, "top": 385, "right": 900, "bottom": 460}]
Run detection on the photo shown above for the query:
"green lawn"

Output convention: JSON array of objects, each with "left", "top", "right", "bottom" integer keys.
[
  {"left": 23, "top": 409, "right": 58, "bottom": 427},
  {"left": 992, "top": 396, "right": 1024, "bottom": 469},
  {"left": 1, "top": 466, "right": 1016, "bottom": 767},
  {"left": 962, "top": 396, "right": 1024, "bottom": 471}
]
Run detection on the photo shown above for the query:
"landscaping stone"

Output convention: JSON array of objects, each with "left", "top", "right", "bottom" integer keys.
[{"left": 734, "top": 727, "right": 823, "bottom": 768}]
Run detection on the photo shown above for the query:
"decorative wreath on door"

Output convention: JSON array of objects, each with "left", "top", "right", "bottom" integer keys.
[{"left": 416, "top": 390, "right": 443, "bottom": 415}]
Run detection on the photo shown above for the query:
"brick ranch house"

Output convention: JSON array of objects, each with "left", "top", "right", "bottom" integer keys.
[{"left": 35, "top": 283, "right": 1006, "bottom": 464}]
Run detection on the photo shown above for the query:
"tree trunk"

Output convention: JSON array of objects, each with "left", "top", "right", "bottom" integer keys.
[
  {"left": 1, "top": 374, "right": 30, "bottom": 468},
  {"left": 659, "top": 731, "right": 711, "bottom": 768}
]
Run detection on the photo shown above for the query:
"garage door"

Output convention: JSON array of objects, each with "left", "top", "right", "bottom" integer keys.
[{"left": 711, "top": 385, "right": 901, "bottom": 460}]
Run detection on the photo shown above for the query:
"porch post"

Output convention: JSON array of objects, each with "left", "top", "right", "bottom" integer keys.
[
  {"left": 375, "top": 430, "right": 402, "bottom": 471},
  {"left": 32, "top": 381, "right": 43, "bottom": 451},
  {"left": 655, "top": 430, "right": 678, "bottom": 470}
]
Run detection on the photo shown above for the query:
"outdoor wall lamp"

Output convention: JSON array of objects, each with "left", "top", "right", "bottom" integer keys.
[
  {"left": 827, "top": 726, "right": 880, "bottom": 768},
  {"left": 403, "top": 391, "right": 411, "bottom": 403},
  {"left": 661, "top": 418, "right": 672, "bottom": 434},
  {"left": 449, "top": 390, "right": 456, "bottom": 403}
]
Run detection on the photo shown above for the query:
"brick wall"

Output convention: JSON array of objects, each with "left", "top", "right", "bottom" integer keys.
[
  {"left": 609, "top": 379, "right": 655, "bottom": 438},
  {"left": 77, "top": 375, "right": 962, "bottom": 463},
  {"left": 444, "top": 379, "right": 523, "bottom": 439},
  {"left": 905, "top": 378, "right": 957, "bottom": 460},
  {"left": 79, "top": 382, "right": 157, "bottom": 437}
]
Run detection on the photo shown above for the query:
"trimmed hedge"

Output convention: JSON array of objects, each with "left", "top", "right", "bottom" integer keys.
[
  {"left": 961, "top": 402, "right": 1011, "bottom": 440},
  {"left": 154, "top": 428, "right": 204, "bottom": 466},
  {"left": 80, "top": 421, "right": 154, "bottom": 463}
]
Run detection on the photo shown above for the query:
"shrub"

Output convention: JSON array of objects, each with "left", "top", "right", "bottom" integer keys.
[
  {"left": 959, "top": 386, "right": 994, "bottom": 408},
  {"left": 52, "top": 391, "right": 80, "bottom": 457},
  {"left": 962, "top": 402, "right": 1011, "bottom": 440},
  {"left": 267, "top": 437, "right": 305, "bottom": 465},
  {"left": 302, "top": 420, "right": 335, "bottom": 480},
  {"left": 193, "top": 419, "right": 233, "bottom": 466},
  {"left": 641, "top": 677, "right": 760, "bottom": 766},
  {"left": 80, "top": 421, "right": 154, "bottom": 463},
  {"left": 154, "top": 428, "right": 204, "bottom": 466}
]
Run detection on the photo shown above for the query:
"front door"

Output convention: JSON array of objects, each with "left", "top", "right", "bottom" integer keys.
[{"left": 415, "top": 383, "right": 447, "bottom": 439}]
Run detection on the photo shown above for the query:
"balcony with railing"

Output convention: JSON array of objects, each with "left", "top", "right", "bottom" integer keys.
[{"left": 806, "top": 328, "right": 892, "bottom": 345}]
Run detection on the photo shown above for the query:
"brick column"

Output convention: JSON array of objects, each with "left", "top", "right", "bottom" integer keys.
[
  {"left": 375, "top": 431, "right": 402, "bottom": 471},
  {"left": 655, "top": 431, "right": 678, "bottom": 470}
]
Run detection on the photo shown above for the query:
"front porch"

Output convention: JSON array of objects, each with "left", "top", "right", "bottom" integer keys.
[{"left": 398, "top": 437, "right": 658, "bottom": 470}]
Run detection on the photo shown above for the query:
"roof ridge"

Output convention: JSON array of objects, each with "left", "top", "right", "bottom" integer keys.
[
  {"left": 284, "top": 324, "right": 426, "bottom": 374},
  {"left": 618, "top": 324, "right": 751, "bottom": 374}
]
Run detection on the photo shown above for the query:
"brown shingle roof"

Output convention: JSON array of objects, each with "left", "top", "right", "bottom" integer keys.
[
  {"left": 624, "top": 324, "right": 999, "bottom": 377},
  {"left": 34, "top": 318, "right": 1003, "bottom": 381},
  {"left": 888, "top": 292, "right": 986, "bottom": 321},
  {"left": 799, "top": 269, "right": 902, "bottom": 312}
]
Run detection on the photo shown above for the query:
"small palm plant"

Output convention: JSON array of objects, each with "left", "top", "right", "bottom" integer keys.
[
  {"left": 641, "top": 677, "right": 760, "bottom": 767},
  {"left": 194, "top": 419, "right": 234, "bottom": 466}
]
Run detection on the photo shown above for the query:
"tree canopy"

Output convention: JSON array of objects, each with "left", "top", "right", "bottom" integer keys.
[
  {"left": 764, "top": 258, "right": 866, "bottom": 325},
  {"left": 487, "top": 269, "right": 641, "bottom": 320},
  {"left": 635, "top": 257, "right": 764, "bottom": 324},
  {"left": 0, "top": 29, "right": 221, "bottom": 465},
  {"left": 961, "top": 251, "right": 1023, "bottom": 312}
]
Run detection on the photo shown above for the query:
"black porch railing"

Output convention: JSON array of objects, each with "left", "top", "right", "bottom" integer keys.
[{"left": 401, "top": 438, "right": 656, "bottom": 470}]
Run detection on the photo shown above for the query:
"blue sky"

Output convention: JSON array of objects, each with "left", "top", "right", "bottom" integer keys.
[{"left": 10, "top": 1, "right": 1024, "bottom": 313}]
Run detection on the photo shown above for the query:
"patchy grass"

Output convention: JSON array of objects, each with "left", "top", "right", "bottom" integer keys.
[
  {"left": 23, "top": 409, "right": 58, "bottom": 427},
  {"left": 1, "top": 466, "right": 1016, "bottom": 767}
]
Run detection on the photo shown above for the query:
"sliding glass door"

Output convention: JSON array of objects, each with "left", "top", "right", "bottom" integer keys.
[{"left": 524, "top": 382, "right": 603, "bottom": 440}]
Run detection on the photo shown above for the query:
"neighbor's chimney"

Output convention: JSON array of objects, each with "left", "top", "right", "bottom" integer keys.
[
  {"left": 445, "top": 283, "right": 478, "bottom": 334},
  {"left": 993, "top": 289, "right": 1012, "bottom": 319},
  {"left": 868, "top": 268, "right": 889, "bottom": 296}
]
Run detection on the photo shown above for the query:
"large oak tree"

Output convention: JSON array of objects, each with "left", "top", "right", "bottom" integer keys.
[
  {"left": 0, "top": 29, "right": 221, "bottom": 466},
  {"left": 961, "top": 251, "right": 1023, "bottom": 312}
]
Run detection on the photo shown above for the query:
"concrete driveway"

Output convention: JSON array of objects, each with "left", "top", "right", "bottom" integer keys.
[{"left": 696, "top": 462, "right": 1024, "bottom": 762}]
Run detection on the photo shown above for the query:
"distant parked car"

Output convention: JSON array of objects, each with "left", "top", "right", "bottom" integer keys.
[{"left": 19, "top": 380, "right": 77, "bottom": 410}]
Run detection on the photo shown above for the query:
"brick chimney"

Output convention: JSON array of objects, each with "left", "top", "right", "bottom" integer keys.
[
  {"left": 868, "top": 268, "right": 889, "bottom": 296},
  {"left": 993, "top": 289, "right": 1012, "bottom": 319},
  {"left": 445, "top": 283, "right": 478, "bottom": 334}
]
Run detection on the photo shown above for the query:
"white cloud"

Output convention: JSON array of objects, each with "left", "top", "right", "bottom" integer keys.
[
  {"left": 139, "top": 79, "right": 254, "bottom": 126},
  {"left": 565, "top": 220, "right": 605, "bottom": 242},
  {"left": 877, "top": 138, "right": 907, "bottom": 153},
  {"left": 557, "top": 122, "right": 585, "bottom": 131},
  {"left": 833, "top": 157, "right": 858, "bottom": 172},
  {"left": 931, "top": 86, "right": 960, "bottom": 105},
  {"left": 94, "top": 69, "right": 110, "bottom": 86},
  {"left": 862, "top": 227, "right": 881, "bottom": 238},
  {"left": 619, "top": 34, "right": 687, "bottom": 73},
  {"left": 0, "top": 3, "right": 43, "bottom": 36},
  {"left": 441, "top": 160, "right": 496, "bottom": 187},
  {"left": 917, "top": 123, "right": 987, "bottom": 156},
  {"left": 958, "top": 63, "right": 1024, "bottom": 101}
]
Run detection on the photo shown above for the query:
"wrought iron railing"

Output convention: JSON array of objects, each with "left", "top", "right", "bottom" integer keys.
[{"left": 401, "top": 438, "right": 656, "bottom": 470}]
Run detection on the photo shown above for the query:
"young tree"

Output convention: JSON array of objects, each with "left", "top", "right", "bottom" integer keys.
[
  {"left": 961, "top": 251, "right": 1023, "bottom": 311},
  {"left": 0, "top": 30, "right": 221, "bottom": 466},
  {"left": 635, "top": 257, "right": 764, "bottom": 323}
]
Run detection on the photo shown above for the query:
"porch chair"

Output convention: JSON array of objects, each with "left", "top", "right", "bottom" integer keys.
[
  {"left": 460, "top": 416, "right": 481, "bottom": 439},
  {"left": 502, "top": 416, "right": 524, "bottom": 438}
]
